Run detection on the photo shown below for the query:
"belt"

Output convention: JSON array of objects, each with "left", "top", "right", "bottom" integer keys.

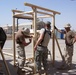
[{"left": 38, "top": 45, "right": 47, "bottom": 48}]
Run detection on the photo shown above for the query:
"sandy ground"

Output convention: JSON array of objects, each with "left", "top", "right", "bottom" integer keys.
[{"left": 0, "top": 39, "right": 76, "bottom": 75}]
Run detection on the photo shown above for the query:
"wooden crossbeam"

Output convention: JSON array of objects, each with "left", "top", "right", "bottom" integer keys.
[
  {"left": 14, "top": 11, "right": 33, "bottom": 16},
  {"left": 12, "top": 10, "right": 24, "bottom": 13},
  {"left": 37, "top": 11, "right": 53, "bottom": 17},
  {"left": 24, "top": 2, "right": 61, "bottom": 15},
  {"left": 13, "top": 15, "right": 33, "bottom": 20}
]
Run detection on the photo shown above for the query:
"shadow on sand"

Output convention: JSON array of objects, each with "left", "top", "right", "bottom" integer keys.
[
  {"left": 0, "top": 59, "right": 76, "bottom": 75},
  {"left": 46, "top": 60, "right": 76, "bottom": 75}
]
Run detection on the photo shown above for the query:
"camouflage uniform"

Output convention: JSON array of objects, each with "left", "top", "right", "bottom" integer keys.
[
  {"left": 15, "top": 29, "right": 26, "bottom": 69},
  {"left": 35, "top": 28, "right": 51, "bottom": 72},
  {"left": 64, "top": 30, "right": 75, "bottom": 68},
  {"left": 35, "top": 45, "right": 48, "bottom": 72},
  {"left": 16, "top": 44, "right": 25, "bottom": 69}
]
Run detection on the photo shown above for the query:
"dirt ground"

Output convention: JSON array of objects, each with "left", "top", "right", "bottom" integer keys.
[{"left": 0, "top": 39, "right": 76, "bottom": 75}]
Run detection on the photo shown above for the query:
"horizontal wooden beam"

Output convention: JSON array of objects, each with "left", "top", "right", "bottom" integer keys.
[
  {"left": 13, "top": 14, "right": 52, "bottom": 19},
  {"left": 14, "top": 11, "right": 33, "bottom": 16},
  {"left": 24, "top": 2, "right": 61, "bottom": 15},
  {"left": 12, "top": 9, "right": 24, "bottom": 13},
  {"left": 13, "top": 15, "right": 33, "bottom": 20},
  {"left": 14, "top": 10, "right": 53, "bottom": 17},
  {"left": 37, "top": 11, "right": 53, "bottom": 17},
  {"left": 37, "top": 15, "right": 52, "bottom": 18}
]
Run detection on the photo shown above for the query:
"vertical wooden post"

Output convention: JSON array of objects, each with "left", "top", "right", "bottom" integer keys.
[
  {"left": 32, "top": 7, "right": 37, "bottom": 74},
  {"left": 32, "top": 19, "right": 34, "bottom": 59},
  {"left": 52, "top": 13, "right": 55, "bottom": 66},
  {"left": 12, "top": 12, "right": 16, "bottom": 66},
  {"left": 17, "top": 18, "right": 19, "bottom": 31},
  {"left": 31, "top": 12, "right": 35, "bottom": 63}
]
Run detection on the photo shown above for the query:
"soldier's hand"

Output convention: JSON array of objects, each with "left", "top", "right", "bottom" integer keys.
[
  {"left": 54, "top": 26, "right": 57, "bottom": 29},
  {"left": 34, "top": 46, "right": 37, "bottom": 51}
]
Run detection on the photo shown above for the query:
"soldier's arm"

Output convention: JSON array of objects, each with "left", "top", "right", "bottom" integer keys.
[
  {"left": 22, "top": 39, "right": 31, "bottom": 46},
  {"left": 73, "top": 35, "right": 76, "bottom": 44},
  {"left": 34, "top": 32, "right": 44, "bottom": 50},
  {"left": 54, "top": 26, "right": 66, "bottom": 34}
]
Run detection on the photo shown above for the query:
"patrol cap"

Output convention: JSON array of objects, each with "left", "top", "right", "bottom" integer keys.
[
  {"left": 64, "top": 23, "right": 71, "bottom": 28},
  {"left": 21, "top": 28, "right": 30, "bottom": 36},
  {"left": 45, "top": 21, "right": 51, "bottom": 27}
]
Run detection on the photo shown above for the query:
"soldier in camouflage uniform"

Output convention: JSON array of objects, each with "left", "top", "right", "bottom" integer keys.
[
  {"left": 34, "top": 21, "right": 51, "bottom": 75},
  {"left": 15, "top": 28, "right": 32, "bottom": 75},
  {"left": 55, "top": 23, "right": 76, "bottom": 70}
]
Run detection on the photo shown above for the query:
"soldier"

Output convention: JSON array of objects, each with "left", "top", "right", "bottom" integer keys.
[
  {"left": 34, "top": 21, "right": 51, "bottom": 75},
  {"left": 0, "top": 27, "right": 7, "bottom": 74},
  {"left": 0, "top": 27, "right": 7, "bottom": 49},
  {"left": 15, "top": 28, "right": 32, "bottom": 75},
  {"left": 55, "top": 23, "right": 76, "bottom": 70}
]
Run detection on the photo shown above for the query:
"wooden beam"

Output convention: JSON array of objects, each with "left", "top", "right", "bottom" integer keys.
[
  {"left": 14, "top": 14, "right": 52, "bottom": 19},
  {"left": 13, "top": 15, "right": 33, "bottom": 20},
  {"left": 14, "top": 10, "right": 53, "bottom": 17},
  {"left": 13, "top": 12, "right": 53, "bottom": 19},
  {"left": 12, "top": 9, "right": 24, "bottom": 13},
  {"left": 37, "top": 11, "right": 53, "bottom": 17},
  {"left": 52, "top": 13, "right": 55, "bottom": 66},
  {"left": 24, "top": 2, "right": 61, "bottom": 15},
  {"left": 14, "top": 11, "right": 33, "bottom": 16},
  {"left": 12, "top": 12, "right": 16, "bottom": 66},
  {"left": 37, "top": 15, "right": 53, "bottom": 18},
  {"left": 54, "top": 34, "right": 65, "bottom": 61}
]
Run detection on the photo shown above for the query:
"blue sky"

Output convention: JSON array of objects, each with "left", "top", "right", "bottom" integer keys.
[{"left": 0, "top": 0, "right": 76, "bottom": 29}]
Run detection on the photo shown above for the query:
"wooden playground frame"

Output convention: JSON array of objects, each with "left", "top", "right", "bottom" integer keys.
[{"left": 11, "top": 2, "right": 64, "bottom": 73}]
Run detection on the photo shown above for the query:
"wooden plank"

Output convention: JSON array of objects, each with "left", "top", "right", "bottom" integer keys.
[
  {"left": 54, "top": 34, "right": 65, "bottom": 61},
  {"left": 37, "top": 10, "right": 53, "bottom": 17},
  {"left": 13, "top": 15, "right": 33, "bottom": 20},
  {"left": 32, "top": 8, "right": 37, "bottom": 74},
  {"left": 12, "top": 9, "right": 24, "bottom": 13},
  {"left": 52, "top": 13, "right": 55, "bottom": 66},
  {"left": 24, "top": 2, "right": 61, "bottom": 14},
  {"left": 37, "top": 15, "right": 52, "bottom": 18},
  {"left": 14, "top": 11, "right": 33, "bottom": 16},
  {"left": 14, "top": 14, "right": 52, "bottom": 19},
  {"left": 14, "top": 10, "right": 53, "bottom": 17}
]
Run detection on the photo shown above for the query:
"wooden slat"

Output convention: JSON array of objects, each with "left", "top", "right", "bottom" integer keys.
[
  {"left": 13, "top": 15, "right": 33, "bottom": 20},
  {"left": 12, "top": 10, "right": 24, "bottom": 13},
  {"left": 37, "top": 15, "right": 52, "bottom": 18},
  {"left": 14, "top": 11, "right": 33, "bottom": 16},
  {"left": 24, "top": 2, "right": 61, "bottom": 15},
  {"left": 37, "top": 11, "right": 53, "bottom": 17}
]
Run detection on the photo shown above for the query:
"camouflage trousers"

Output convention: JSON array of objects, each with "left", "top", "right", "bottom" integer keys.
[
  {"left": 16, "top": 44, "right": 26, "bottom": 69},
  {"left": 63, "top": 45, "right": 73, "bottom": 67},
  {"left": 35, "top": 45, "right": 48, "bottom": 72}
]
